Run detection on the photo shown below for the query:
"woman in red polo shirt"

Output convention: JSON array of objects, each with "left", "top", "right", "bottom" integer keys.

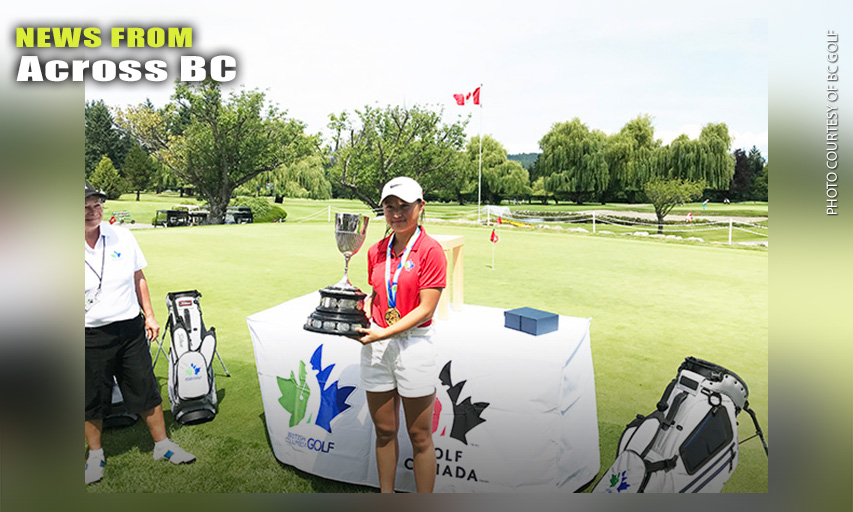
[{"left": 355, "top": 176, "right": 447, "bottom": 493}]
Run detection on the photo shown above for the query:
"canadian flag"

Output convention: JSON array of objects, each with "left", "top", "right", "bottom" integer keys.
[
  {"left": 453, "top": 86, "right": 481, "bottom": 106},
  {"left": 685, "top": 211, "right": 694, "bottom": 222}
]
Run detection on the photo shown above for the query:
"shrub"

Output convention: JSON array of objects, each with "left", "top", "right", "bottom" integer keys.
[
  {"left": 228, "top": 196, "right": 286, "bottom": 223},
  {"left": 254, "top": 205, "right": 288, "bottom": 223}
]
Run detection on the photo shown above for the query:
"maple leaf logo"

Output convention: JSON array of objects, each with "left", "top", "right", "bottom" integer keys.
[
  {"left": 609, "top": 473, "right": 620, "bottom": 487},
  {"left": 438, "top": 361, "right": 489, "bottom": 445},
  {"left": 276, "top": 345, "right": 355, "bottom": 432},
  {"left": 617, "top": 472, "right": 630, "bottom": 492},
  {"left": 606, "top": 471, "right": 631, "bottom": 493},
  {"left": 309, "top": 345, "right": 355, "bottom": 433},
  {"left": 277, "top": 360, "right": 311, "bottom": 428}
]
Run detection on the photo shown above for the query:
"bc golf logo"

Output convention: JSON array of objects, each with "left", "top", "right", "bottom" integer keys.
[
  {"left": 277, "top": 345, "right": 354, "bottom": 453},
  {"left": 605, "top": 470, "right": 631, "bottom": 493},
  {"left": 186, "top": 363, "right": 201, "bottom": 376}
]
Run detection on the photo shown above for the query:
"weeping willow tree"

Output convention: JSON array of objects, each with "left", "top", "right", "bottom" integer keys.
[
  {"left": 604, "top": 114, "right": 662, "bottom": 202},
  {"left": 657, "top": 123, "right": 735, "bottom": 190},
  {"left": 238, "top": 154, "right": 332, "bottom": 200},
  {"left": 538, "top": 118, "right": 609, "bottom": 204}
]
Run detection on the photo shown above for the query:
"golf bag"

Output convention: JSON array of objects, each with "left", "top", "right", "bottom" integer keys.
[
  {"left": 155, "top": 290, "right": 228, "bottom": 425},
  {"left": 593, "top": 357, "right": 768, "bottom": 493}
]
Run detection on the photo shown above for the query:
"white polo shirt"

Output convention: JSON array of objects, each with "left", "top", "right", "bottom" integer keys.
[{"left": 85, "top": 222, "right": 147, "bottom": 328}]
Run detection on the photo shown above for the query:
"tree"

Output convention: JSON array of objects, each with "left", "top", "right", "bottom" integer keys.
[
  {"left": 644, "top": 178, "right": 706, "bottom": 234},
  {"left": 464, "top": 135, "right": 511, "bottom": 204},
  {"left": 538, "top": 118, "right": 609, "bottom": 204},
  {"left": 430, "top": 150, "right": 474, "bottom": 204},
  {"left": 122, "top": 143, "right": 155, "bottom": 201},
  {"left": 745, "top": 146, "right": 766, "bottom": 200},
  {"left": 605, "top": 114, "right": 661, "bottom": 202},
  {"left": 116, "top": 79, "right": 313, "bottom": 224},
  {"left": 483, "top": 159, "right": 530, "bottom": 203},
  {"left": 751, "top": 162, "right": 768, "bottom": 201},
  {"left": 85, "top": 100, "right": 130, "bottom": 177},
  {"left": 328, "top": 104, "right": 468, "bottom": 212},
  {"left": 530, "top": 176, "right": 552, "bottom": 204},
  {"left": 89, "top": 155, "right": 125, "bottom": 200},
  {"left": 240, "top": 154, "right": 332, "bottom": 201},
  {"left": 498, "top": 160, "right": 531, "bottom": 200},
  {"left": 659, "top": 124, "right": 734, "bottom": 190}
]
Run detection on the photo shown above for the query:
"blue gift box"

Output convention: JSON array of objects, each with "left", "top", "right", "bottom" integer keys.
[{"left": 504, "top": 307, "right": 559, "bottom": 336}]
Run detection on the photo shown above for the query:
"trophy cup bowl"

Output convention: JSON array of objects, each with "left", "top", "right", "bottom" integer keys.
[{"left": 304, "top": 213, "right": 371, "bottom": 336}]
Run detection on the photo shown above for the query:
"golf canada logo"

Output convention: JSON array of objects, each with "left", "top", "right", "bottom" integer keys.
[
  {"left": 404, "top": 360, "right": 489, "bottom": 481},
  {"left": 277, "top": 345, "right": 355, "bottom": 454}
]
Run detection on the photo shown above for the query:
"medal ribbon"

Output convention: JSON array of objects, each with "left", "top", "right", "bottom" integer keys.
[
  {"left": 85, "top": 235, "right": 106, "bottom": 293},
  {"left": 385, "top": 226, "right": 421, "bottom": 311}
]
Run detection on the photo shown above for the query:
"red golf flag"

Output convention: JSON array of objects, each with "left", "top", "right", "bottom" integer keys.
[
  {"left": 497, "top": 216, "right": 502, "bottom": 225},
  {"left": 490, "top": 229, "right": 499, "bottom": 243}
]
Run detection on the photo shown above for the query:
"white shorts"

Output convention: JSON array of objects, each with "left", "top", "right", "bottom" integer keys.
[{"left": 360, "top": 325, "right": 437, "bottom": 398}]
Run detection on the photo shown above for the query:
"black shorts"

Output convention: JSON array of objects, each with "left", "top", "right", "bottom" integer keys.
[{"left": 85, "top": 314, "right": 162, "bottom": 421}]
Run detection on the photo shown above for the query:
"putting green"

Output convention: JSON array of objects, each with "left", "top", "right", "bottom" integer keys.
[{"left": 89, "top": 219, "right": 767, "bottom": 493}]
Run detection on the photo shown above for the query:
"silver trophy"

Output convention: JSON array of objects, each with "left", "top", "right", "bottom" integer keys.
[{"left": 304, "top": 213, "right": 371, "bottom": 336}]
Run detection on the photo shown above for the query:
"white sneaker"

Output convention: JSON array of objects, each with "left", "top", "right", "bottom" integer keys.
[
  {"left": 153, "top": 439, "right": 196, "bottom": 465},
  {"left": 85, "top": 456, "right": 105, "bottom": 485}
]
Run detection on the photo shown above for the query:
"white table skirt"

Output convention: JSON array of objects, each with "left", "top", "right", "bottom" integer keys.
[{"left": 247, "top": 292, "right": 599, "bottom": 492}]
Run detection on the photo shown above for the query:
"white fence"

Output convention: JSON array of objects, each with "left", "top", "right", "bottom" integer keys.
[{"left": 285, "top": 204, "right": 769, "bottom": 246}]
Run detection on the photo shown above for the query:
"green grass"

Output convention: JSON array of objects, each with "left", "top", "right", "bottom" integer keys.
[
  {"left": 86, "top": 217, "right": 767, "bottom": 493},
  {"left": 103, "top": 193, "right": 768, "bottom": 222}
]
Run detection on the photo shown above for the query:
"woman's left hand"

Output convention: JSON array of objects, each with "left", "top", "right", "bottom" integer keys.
[
  {"left": 144, "top": 315, "right": 160, "bottom": 343},
  {"left": 353, "top": 326, "right": 388, "bottom": 344}
]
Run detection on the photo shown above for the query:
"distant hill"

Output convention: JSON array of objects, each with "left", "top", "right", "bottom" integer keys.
[{"left": 507, "top": 152, "right": 540, "bottom": 170}]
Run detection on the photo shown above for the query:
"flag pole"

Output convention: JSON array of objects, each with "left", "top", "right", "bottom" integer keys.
[{"left": 477, "top": 83, "right": 483, "bottom": 224}]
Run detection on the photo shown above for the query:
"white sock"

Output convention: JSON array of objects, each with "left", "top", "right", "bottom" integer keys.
[
  {"left": 88, "top": 448, "right": 104, "bottom": 460},
  {"left": 154, "top": 438, "right": 171, "bottom": 448}
]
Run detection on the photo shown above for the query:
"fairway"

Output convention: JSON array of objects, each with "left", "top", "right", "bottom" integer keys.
[{"left": 88, "top": 218, "right": 768, "bottom": 493}]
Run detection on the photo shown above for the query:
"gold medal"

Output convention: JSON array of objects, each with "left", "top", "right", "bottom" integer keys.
[{"left": 385, "top": 307, "right": 401, "bottom": 325}]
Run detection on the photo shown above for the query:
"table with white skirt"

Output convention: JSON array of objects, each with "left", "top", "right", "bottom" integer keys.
[{"left": 247, "top": 291, "right": 600, "bottom": 492}]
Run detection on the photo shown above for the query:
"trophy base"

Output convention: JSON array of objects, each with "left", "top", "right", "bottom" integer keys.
[{"left": 303, "top": 286, "right": 370, "bottom": 337}]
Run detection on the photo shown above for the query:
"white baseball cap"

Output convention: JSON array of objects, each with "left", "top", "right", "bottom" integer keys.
[{"left": 380, "top": 176, "right": 423, "bottom": 204}]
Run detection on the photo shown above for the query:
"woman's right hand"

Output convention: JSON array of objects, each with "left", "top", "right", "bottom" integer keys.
[{"left": 353, "top": 325, "right": 388, "bottom": 344}]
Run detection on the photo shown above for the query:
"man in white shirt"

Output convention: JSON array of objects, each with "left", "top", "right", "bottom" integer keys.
[{"left": 84, "top": 181, "right": 196, "bottom": 485}]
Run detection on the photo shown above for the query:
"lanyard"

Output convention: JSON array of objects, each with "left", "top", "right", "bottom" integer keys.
[
  {"left": 85, "top": 235, "right": 106, "bottom": 292},
  {"left": 385, "top": 227, "right": 421, "bottom": 309}
]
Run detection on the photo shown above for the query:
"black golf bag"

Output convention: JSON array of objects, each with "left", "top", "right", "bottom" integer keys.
[
  {"left": 593, "top": 356, "right": 768, "bottom": 493},
  {"left": 153, "top": 290, "right": 228, "bottom": 425}
]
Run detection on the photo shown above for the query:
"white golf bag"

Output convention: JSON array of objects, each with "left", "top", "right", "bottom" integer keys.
[
  {"left": 593, "top": 356, "right": 768, "bottom": 493},
  {"left": 154, "top": 290, "right": 228, "bottom": 425}
]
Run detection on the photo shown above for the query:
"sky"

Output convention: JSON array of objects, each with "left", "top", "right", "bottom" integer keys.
[{"left": 10, "top": 2, "right": 769, "bottom": 158}]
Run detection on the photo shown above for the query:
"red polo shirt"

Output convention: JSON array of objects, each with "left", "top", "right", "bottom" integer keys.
[{"left": 366, "top": 227, "right": 447, "bottom": 328}]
